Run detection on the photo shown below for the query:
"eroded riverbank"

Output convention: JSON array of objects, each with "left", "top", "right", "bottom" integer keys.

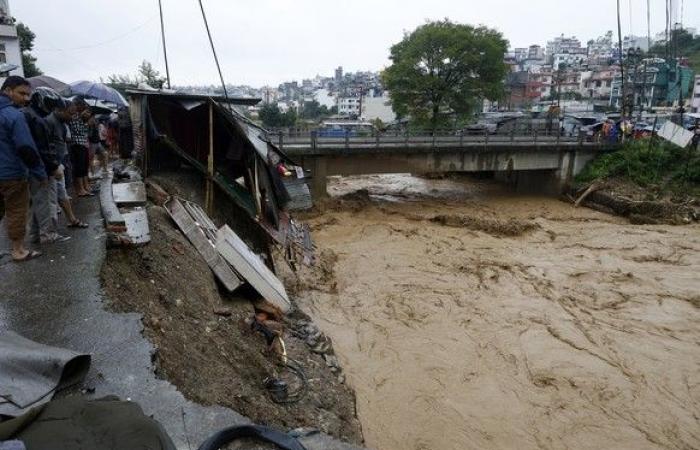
[{"left": 290, "top": 174, "right": 700, "bottom": 450}]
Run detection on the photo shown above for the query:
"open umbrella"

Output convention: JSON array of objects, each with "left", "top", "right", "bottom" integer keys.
[
  {"left": 69, "top": 80, "right": 128, "bottom": 107},
  {"left": 28, "top": 76, "right": 71, "bottom": 96}
]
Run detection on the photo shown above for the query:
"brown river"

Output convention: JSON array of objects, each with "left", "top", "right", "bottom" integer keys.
[{"left": 292, "top": 174, "right": 700, "bottom": 450}]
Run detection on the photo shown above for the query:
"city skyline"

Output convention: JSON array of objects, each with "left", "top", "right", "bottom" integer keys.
[{"left": 12, "top": 0, "right": 700, "bottom": 87}]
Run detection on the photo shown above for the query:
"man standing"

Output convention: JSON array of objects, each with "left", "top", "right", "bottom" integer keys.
[
  {"left": 0, "top": 76, "right": 45, "bottom": 261},
  {"left": 24, "top": 87, "right": 71, "bottom": 244},
  {"left": 45, "top": 98, "right": 88, "bottom": 229}
]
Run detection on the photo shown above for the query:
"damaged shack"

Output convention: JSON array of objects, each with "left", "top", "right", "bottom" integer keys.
[{"left": 126, "top": 90, "right": 313, "bottom": 273}]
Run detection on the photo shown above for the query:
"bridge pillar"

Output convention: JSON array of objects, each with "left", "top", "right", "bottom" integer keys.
[{"left": 310, "top": 157, "right": 328, "bottom": 199}]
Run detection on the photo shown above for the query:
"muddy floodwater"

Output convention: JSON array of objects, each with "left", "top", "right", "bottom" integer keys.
[{"left": 294, "top": 174, "right": 700, "bottom": 450}]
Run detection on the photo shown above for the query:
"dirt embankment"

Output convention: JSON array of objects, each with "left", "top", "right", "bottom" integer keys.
[
  {"left": 292, "top": 174, "right": 700, "bottom": 450},
  {"left": 100, "top": 196, "right": 362, "bottom": 444}
]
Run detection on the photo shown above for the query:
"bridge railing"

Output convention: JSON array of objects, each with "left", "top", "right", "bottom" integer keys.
[{"left": 264, "top": 128, "right": 589, "bottom": 151}]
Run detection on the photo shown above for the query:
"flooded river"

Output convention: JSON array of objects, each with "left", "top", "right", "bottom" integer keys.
[{"left": 294, "top": 174, "right": 700, "bottom": 450}]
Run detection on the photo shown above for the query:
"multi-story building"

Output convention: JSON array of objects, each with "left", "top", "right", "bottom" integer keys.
[
  {"left": 546, "top": 35, "right": 583, "bottom": 64},
  {"left": 0, "top": 0, "right": 23, "bottom": 80},
  {"left": 337, "top": 96, "right": 361, "bottom": 116},
  {"left": 552, "top": 49, "right": 588, "bottom": 69},
  {"left": 513, "top": 48, "right": 528, "bottom": 63},
  {"left": 528, "top": 45, "right": 545, "bottom": 61},
  {"left": 334, "top": 66, "right": 343, "bottom": 83},
  {"left": 610, "top": 58, "right": 695, "bottom": 109},
  {"left": 581, "top": 67, "right": 618, "bottom": 100},
  {"left": 587, "top": 31, "right": 614, "bottom": 64}
]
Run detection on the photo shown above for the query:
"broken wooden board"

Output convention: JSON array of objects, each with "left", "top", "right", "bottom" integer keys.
[
  {"left": 164, "top": 198, "right": 244, "bottom": 292},
  {"left": 215, "top": 224, "right": 291, "bottom": 313},
  {"left": 112, "top": 182, "right": 146, "bottom": 206},
  {"left": 122, "top": 208, "right": 150, "bottom": 245}
]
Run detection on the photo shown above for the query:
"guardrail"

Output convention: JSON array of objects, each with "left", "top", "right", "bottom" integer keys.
[{"left": 264, "top": 128, "right": 597, "bottom": 151}]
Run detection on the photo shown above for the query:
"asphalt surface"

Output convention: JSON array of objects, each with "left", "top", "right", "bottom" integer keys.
[{"left": 0, "top": 183, "right": 360, "bottom": 450}]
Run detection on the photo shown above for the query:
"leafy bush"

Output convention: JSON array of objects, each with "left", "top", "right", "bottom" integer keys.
[{"left": 576, "top": 139, "right": 696, "bottom": 188}]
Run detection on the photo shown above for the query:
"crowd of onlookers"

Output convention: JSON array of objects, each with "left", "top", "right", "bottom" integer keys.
[{"left": 0, "top": 75, "right": 122, "bottom": 262}]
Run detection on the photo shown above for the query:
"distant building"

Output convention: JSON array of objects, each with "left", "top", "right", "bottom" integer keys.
[
  {"left": 552, "top": 50, "right": 587, "bottom": 69},
  {"left": 587, "top": 31, "right": 614, "bottom": 63},
  {"left": 546, "top": 35, "right": 583, "bottom": 64},
  {"left": 690, "top": 75, "right": 700, "bottom": 113},
  {"left": 528, "top": 45, "right": 545, "bottom": 61},
  {"left": 361, "top": 92, "right": 395, "bottom": 123},
  {"left": 623, "top": 35, "right": 651, "bottom": 52},
  {"left": 337, "top": 96, "right": 361, "bottom": 116},
  {"left": 313, "top": 88, "right": 336, "bottom": 109},
  {"left": 513, "top": 48, "right": 528, "bottom": 63},
  {"left": 610, "top": 58, "right": 695, "bottom": 109},
  {"left": 335, "top": 66, "right": 343, "bottom": 83},
  {"left": 0, "top": 0, "right": 23, "bottom": 80}
]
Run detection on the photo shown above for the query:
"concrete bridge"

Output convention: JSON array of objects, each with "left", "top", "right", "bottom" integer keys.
[{"left": 275, "top": 132, "right": 619, "bottom": 197}]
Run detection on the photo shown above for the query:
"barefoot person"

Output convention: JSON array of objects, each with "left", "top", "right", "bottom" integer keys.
[{"left": 0, "top": 76, "right": 45, "bottom": 261}]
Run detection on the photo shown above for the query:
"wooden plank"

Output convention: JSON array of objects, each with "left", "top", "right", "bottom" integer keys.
[
  {"left": 122, "top": 208, "right": 150, "bottom": 245},
  {"left": 112, "top": 182, "right": 146, "bottom": 206},
  {"left": 215, "top": 224, "right": 291, "bottom": 313},
  {"left": 164, "top": 198, "right": 244, "bottom": 292}
]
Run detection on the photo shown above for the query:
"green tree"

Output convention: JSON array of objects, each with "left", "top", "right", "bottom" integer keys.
[
  {"left": 259, "top": 103, "right": 298, "bottom": 128},
  {"left": 648, "top": 28, "right": 700, "bottom": 72},
  {"left": 16, "top": 22, "right": 42, "bottom": 77},
  {"left": 300, "top": 100, "right": 331, "bottom": 120},
  {"left": 138, "top": 60, "right": 166, "bottom": 89},
  {"left": 382, "top": 20, "right": 508, "bottom": 131},
  {"left": 106, "top": 60, "right": 165, "bottom": 93}
]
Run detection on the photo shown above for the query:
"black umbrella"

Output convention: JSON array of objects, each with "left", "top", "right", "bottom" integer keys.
[{"left": 27, "top": 76, "right": 71, "bottom": 96}]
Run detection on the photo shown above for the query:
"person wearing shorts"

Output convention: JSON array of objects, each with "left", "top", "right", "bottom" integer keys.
[
  {"left": 46, "top": 101, "right": 87, "bottom": 229},
  {"left": 68, "top": 97, "right": 92, "bottom": 197}
]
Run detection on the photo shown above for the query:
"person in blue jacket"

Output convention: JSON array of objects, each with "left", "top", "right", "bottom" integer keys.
[{"left": 0, "top": 76, "right": 47, "bottom": 261}]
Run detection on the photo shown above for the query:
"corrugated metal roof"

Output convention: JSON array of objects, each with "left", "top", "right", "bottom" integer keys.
[{"left": 126, "top": 89, "right": 261, "bottom": 106}]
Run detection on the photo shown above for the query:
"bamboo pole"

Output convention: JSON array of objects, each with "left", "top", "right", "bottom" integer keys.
[{"left": 206, "top": 100, "right": 214, "bottom": 215}]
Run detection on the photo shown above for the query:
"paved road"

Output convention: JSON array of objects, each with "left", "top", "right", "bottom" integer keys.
[{"left": 0, "top": 182, "right": 359, "bottom": 450}]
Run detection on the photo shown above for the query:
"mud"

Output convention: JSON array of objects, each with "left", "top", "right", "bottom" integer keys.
[
  {"left": 101, "top": 204, "right": 363, "bottom": 444},
  {"left": 291, "top": 174, "right": 700, "bottom": 450}
]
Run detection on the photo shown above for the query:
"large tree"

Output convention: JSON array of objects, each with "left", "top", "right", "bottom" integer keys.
[
  {"left": 17, "top": 22, "right": 42, "bottom": 77},
  {"left": 382, "top": 20, "right": 508, "bottom": 131},
  {"left": 259, "top": 103, "right": 297, "bottom": 129}
]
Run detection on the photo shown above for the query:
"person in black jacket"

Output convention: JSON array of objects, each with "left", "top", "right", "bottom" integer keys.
[{"left": 23, "top": 87, "right": 70, "bottom": 244}]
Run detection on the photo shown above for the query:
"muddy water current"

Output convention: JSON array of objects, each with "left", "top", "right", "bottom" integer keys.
[{"left": 292, "top": 174, "right": 700, "bottom": 450}]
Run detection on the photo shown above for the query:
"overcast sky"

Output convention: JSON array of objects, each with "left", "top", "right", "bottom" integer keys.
[{"left": 12, "top": 0, "right": 699, "bottom": 87}]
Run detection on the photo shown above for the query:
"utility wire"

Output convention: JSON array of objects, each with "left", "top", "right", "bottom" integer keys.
[
  {"left": 38, "top": 15, "right": 158, "bottom": 52},
  {"left": 197, "top": 0, "right": 229, "bottom": 101}
]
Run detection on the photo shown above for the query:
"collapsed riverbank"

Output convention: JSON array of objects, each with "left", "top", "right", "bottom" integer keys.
[
  {"left": 289, "top": 174, "right": 700, "bottom": 450},
  {"left": 99, "top": 180, "right": 363, "bottom": 445}
]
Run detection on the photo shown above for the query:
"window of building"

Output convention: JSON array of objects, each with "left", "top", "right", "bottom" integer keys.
[{"left": 0, "top": 43, "right": 5, "bottom": 64}]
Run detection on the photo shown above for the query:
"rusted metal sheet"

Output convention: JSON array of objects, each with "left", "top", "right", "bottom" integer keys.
[
  {"left": 122, "top": 208, "right": 150, "bottom": 245},
  {"left": 112, "top": 182, "right": 146, "bottom": 206},
  {"left": 215, "top": 224, "right": 291, "bottom": 313},
  {"left": 164, "top": 197, "right": 243, "bottom": 292}
]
